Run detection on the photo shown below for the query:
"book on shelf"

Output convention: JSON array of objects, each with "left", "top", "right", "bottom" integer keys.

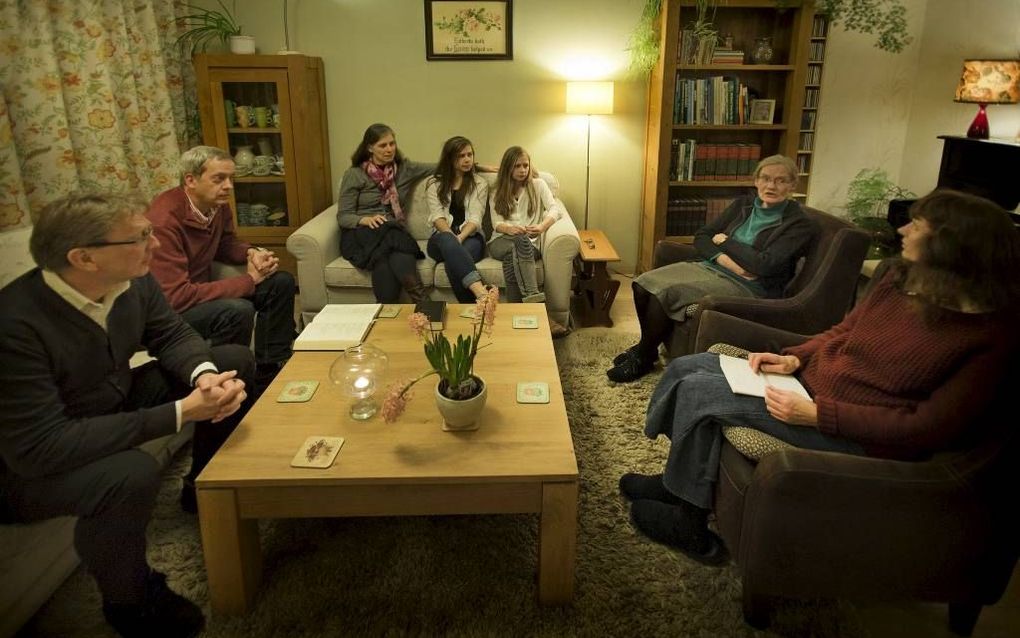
[
  {"left": 718, "top": 354, "right": 811, "bottom": 400},
  {"left": 293, "top": 303, "right": 381, "bottom": 351},
  {"left": 414, "top": 299, "right": 447, "bottom": 330}
]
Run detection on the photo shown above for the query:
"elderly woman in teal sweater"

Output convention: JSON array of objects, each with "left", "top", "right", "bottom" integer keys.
[
  {"left": 608, "top": 155, "right": 814, "bottom": 382},
  {"left": 620, "top": 189, "right": 1020, "bottom": 565}
]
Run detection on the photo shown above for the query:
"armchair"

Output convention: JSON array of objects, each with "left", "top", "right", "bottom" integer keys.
[
  {"left": 694, "top": 310, "right": 1019, "bottom": 636},
  {"left": 653, "top": 206, "right": 870, "bottom": 358}
]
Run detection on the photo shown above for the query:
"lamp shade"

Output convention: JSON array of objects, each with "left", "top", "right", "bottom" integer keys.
[
  {"left": 954, "top": 60, "right": 1020, "bottom": 105},
  {"left": 566, "top": 81, "right": 614, "bottom": 115}
]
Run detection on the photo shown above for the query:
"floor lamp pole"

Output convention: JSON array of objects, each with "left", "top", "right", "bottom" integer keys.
[{"left": 582, "top": 114, "right": 592, "bottom": 230}]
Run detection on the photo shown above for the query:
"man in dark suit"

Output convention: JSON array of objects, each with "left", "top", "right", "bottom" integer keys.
[{"left": 0, "top": 193, "right": 253, "bottom": 638}]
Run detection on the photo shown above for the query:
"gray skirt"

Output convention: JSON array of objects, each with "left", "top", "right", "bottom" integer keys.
[{"left": 634, "top": 261, "right": 758, "bottom": 321}]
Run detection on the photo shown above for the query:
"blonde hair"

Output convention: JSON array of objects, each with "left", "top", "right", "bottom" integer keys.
[
  {"left": 492, "top": 146, "right": 537, "bottom": 219},
  {"left": 753, "top": 155, "right": 798, "bottom": 182}
]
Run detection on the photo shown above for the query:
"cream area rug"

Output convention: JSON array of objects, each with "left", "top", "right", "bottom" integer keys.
[{"left": 21, "top": 329, "right": 865, "bottom": 637}]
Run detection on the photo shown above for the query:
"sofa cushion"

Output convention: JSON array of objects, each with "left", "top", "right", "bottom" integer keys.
[{"left": 324, "top": 251, "right": 437, "bottom": 289}]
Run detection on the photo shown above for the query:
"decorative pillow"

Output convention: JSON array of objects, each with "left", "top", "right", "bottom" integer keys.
[
  {"left": 722, "top": 426, "right": 796, "bottom": 461},
  {"left": 707, "top": 342, "right": 749, "bottom": 358}
]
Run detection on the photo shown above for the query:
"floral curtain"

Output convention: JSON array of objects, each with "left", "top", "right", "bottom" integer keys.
[{"left": 0, "top": 0, "right": 198, "bottom": 232}]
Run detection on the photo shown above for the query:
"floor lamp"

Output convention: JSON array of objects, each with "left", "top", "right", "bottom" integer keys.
[{"left": 566, "top": 81, "right": 614, "bottom": 229}]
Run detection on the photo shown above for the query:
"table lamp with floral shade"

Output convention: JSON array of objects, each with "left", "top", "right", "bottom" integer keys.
[{"left": 954, "top": 59, "right": 1020, "bottom": 140}]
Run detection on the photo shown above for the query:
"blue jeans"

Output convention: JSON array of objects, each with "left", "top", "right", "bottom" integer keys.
[
  {"left": 644, "top": 353, "right": 864, "bottom": 509},
  {"left": 426, "top": 231, "right": 485, "bottom": 303},
  {"left": 180, "top": 271, "right": 296, "bottom": 365}
]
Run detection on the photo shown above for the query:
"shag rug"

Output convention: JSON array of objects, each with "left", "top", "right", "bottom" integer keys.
[{"left": 21, "top": 329, "right": 866, "bottom": 637}]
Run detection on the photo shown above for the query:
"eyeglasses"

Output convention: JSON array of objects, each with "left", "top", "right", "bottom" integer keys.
[
  {"left": 82, "top": 226, "right": 155, "bottom": 248},
  {"left": 755, "top": 175, "right": 795, "bottom": 187}
]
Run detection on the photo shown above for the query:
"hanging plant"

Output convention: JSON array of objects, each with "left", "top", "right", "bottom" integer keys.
[{"left": 628, "top": 0, "right": 913, "bottom": 75}]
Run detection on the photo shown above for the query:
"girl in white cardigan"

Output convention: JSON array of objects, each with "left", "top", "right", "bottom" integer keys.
[
  {"left": 424, "top": 136, "right": 490, "bottom": 302},
  {"left": 488, "top": 146, "right": 569, "bottom": 336}
]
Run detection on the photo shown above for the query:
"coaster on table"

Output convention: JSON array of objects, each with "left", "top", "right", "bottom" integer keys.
[
  {"left": 290, "top": 436, "right": 344, "bottom": 468},
  {"left": 378, "top": 305, "right": 401, "bottom": 318},
  {"left": 516, "top": 381, "right": 550, "bottom": 404},
  {"left": 277, "top": 380, "right": 319, "bottom": 403},
  {"left": 512, "top": 315, "right": 539, "bottom": 329}
]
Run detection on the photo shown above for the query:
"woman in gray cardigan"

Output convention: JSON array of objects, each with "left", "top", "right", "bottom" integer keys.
[{"left": 336, "top": 123, "right": 434, "bottom": 302}]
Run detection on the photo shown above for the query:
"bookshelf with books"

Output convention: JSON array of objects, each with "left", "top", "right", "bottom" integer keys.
[
  {"left": 639, "top": 0, "right": 817, "bottom": 272},
  {"left": 796, "top": 13, "right": 829, "bottom": 200}
]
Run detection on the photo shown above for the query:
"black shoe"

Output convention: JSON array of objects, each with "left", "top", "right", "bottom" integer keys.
[
  {"left": 180, "top": 478, "right": 197, "bottom": 515},
  {"left": 629, "top": 499, "right": 729, "bottom": 566},
  {"left": 619, "top": 473, "right": 683, "bottom": 505},
  {"left": 607, "top": 355, "right": 655, "bottom": 382},
  {"left": 103, "top": 570, "right": 205, "bottom": 638},
  {"left": 612, "top": 344, "right": 640, "bottom": 366}
]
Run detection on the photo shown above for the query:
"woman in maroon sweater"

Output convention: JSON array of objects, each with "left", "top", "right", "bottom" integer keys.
[{"left": 620, "top": 189, "right": 1020, "bottom": 565}]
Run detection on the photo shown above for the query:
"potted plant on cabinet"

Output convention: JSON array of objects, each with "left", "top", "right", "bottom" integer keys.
[
  {"left": 628, "top": 0, "right": 912, "bottom": 74},
  {"left": 175, "top": 1, "right": 254, "bottom": 56},
  {"left": 844, "top": 168, "right": 915, "bottom": 259}
]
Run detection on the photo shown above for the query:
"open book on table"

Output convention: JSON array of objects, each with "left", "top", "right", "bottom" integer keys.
[
  {"left": 293, "top": 303, "right": 381, "bottom": 351},
  {"left": 718, "top": 354, "right": 812, "bottom": 400}
]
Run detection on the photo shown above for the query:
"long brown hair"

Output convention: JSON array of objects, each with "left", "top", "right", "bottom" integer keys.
[
  {"left": 891, "top": 189, "right": 1020, "bottom": 316},
  {"left": 428, "top": 136, "right": 476, "bottom": 206},
  {"left": 492, "top": 146, "right": 537, "bottom": 219}
]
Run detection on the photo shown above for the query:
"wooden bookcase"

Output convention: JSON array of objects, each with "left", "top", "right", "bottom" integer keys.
[
  {"left": 796, "top": 13, "right": 829, "bottom": 200},
  {"left": 638, "top": 0, "right": 816, "bottom": 272},
  {"left": 193, "top": 54, "right": 333, "bottom": 276}
]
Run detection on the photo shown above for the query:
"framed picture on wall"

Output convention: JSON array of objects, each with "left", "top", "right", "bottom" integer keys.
[
  {"left": 748, "top": 99, "right": 776, "bottom": 125},
  {"left": 424, "top": 1, "right": 513, "bottom": 61}
]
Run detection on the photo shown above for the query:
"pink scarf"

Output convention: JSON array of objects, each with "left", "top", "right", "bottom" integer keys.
[{"left": 362, "top": 161, "right": 404, "bottom": 222}]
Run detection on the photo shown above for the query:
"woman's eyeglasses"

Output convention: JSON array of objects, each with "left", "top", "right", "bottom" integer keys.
[
  {"left": 755, "top": 175, "right": 794, "bottom": 187},
  {"left": 82, "top": 226, "right": 155, "bottom": 248}
]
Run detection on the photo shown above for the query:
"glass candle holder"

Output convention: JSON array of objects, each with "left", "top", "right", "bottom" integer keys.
[{"left": 329, "top": 344, "right": 388, "bottom": 420}]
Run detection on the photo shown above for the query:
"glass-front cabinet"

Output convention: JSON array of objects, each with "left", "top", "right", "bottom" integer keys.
[{"left": 193, "top": 55, "right": 332, "bottom": 275}]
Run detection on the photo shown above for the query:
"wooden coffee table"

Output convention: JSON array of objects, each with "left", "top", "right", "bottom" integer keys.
[{"left": 196, "top": 304, "right": 578, "bottom": 614}]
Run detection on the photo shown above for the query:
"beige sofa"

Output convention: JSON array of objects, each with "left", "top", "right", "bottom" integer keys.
[
  {"left": 0, "top": 227, "right": 196, "bottom": 637},
  {"left": 286, "top": 171, "right": 581, "bottom": 326}
]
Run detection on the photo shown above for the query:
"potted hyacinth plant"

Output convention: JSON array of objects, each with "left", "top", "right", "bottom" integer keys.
[{"left": 381, "top": 287, "right": 500, "bottom": 430}]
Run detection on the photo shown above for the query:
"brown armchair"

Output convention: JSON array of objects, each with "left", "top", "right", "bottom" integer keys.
[
  {"left": 653, "top": 205, "right": 870, "bottom": 358},
  {"left": 694, "top": 310, "right": 1019, "bottom": 636}
]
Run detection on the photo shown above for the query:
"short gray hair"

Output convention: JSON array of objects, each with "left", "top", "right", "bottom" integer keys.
[
  {"left": 179, "top": 145, "right": 233, "bottom": 183},
  {"left": 754, "top": 154, "right": 799, "bottom": 182},
  {"left": 30, "top": 193, "right": 147, "bottom": 271}
]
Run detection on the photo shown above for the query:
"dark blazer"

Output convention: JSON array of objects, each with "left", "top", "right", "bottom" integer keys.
[
  {"left": 693, "top": 197, "right": 816, "bottom": 298},
  {"left": 0, "top": 270, "right": 211, "bottom": 479}
]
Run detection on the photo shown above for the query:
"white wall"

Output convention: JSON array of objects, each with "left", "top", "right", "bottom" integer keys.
[
  {"left": 898, "top": 0, "right": 1020, "bottom": 196},
  {"left": 810, "top": 0, "right": 1020, "bottom": 216},
  {"left": 220, "top": 0, "right": 649, "bottom": 271},
  {"left": 210, "top": 0, "right": 1020, "bottom": 271}
]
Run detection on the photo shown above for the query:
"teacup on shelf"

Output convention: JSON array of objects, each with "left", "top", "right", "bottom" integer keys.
[{"left": 267, "top": 211, "right": 288, "bottom": 226}]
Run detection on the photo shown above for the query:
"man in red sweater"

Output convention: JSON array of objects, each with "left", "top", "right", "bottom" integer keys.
[{"left": 147, "top": 146, "right": 296, "bottom": 389}]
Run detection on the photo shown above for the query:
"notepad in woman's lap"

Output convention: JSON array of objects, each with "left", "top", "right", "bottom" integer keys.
[
  {"left": 293, "top": 303, "right": 381, "bottom": 351},
  {"left": 718, "top": 354, "right": 811, "bottom": 400}
]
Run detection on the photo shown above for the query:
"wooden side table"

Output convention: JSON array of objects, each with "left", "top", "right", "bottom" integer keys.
[{"left": 572, "top": 229, "right": 620, "bottom": 327}]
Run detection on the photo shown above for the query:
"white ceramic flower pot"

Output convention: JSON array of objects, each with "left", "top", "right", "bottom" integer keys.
[
  {"left": 229, "top": 35, "right": 256, "bottom": 55},
  {"left": 435, "top": 376, "right": 487, "bottom": 431}
]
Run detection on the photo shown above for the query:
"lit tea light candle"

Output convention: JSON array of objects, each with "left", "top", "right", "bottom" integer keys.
[{"left": 353, "top": 376, "right": 370, "bottom": 390}]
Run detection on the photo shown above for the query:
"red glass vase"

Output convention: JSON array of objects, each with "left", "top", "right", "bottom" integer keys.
[{"left": 966, "top": 103, "right": 989, "bottom": 139}]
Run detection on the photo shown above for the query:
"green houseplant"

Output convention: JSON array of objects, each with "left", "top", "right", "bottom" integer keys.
[
  {"left": 844, "top": 168, "right": 915, "bottom": 258},
  {"left": 174, "top": 1, "right": 250, "bottom": 56},
  {"left": 628, "top": 0, "right": 912, "bottom": 75},
  {"left": 381, "top": 288, "right": 500, "bottom": 429}
]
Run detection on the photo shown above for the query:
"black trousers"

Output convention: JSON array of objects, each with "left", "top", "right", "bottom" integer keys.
[
  {"left": 181, "top": 271, "right": 297, "bottom": 365},
  {"left": 2, "top": 344, "right": 254, "bottom": 605}
]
